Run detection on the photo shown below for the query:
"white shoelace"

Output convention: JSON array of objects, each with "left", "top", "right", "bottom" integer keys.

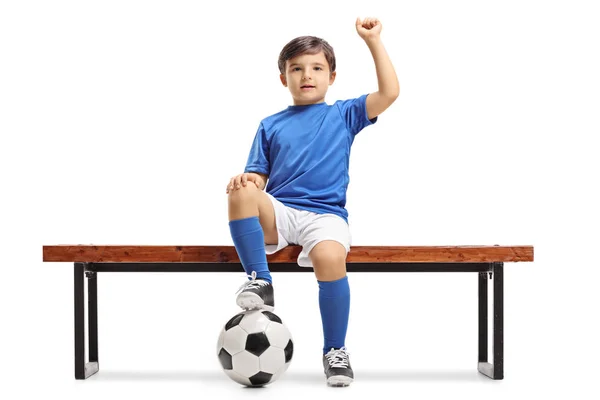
[
  {"left": 325, "top": 347, "right": 350, "bottom": 368},
  {"left": 236, "top": 270, "right": 269, "bottom": 294}
]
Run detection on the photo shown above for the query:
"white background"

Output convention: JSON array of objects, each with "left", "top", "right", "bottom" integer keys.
[{"left": 1, "top": 0, "right": 599, "bottom": 398}]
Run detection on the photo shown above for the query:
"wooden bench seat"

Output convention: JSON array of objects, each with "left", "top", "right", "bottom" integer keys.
[
  {"left": 42, "top": 244, "right": 534, "bottom": 381},
  {"left": 43, "top": 244, "right": 533, "bottom": 264}
]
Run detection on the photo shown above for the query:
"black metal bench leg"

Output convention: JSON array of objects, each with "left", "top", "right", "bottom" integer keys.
[
  {"left": 74, "top": 263, "right": 99, "bottom": 379},
  {"left": 478, "top": 262, "right": 504, "bottom": 379},
  {"left": 88, "top": 267, "right": 99, "bottom": 367},
  {"left": 478, "top": 271, "right": 488, "bottom": 367}
]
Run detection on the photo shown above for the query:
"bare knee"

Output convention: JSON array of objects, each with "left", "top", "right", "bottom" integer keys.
[
  {"left": 228, "top": 182, "right": 260, "bottom": 220},
  {"left": 228, "top": 181, "right": 259, "bottom": 202},
  {"left": 310, "top": 241, "right": 348, "bottom": 281}
]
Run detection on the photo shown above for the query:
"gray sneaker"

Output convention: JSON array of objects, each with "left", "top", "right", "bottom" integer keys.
[
  {"left": 323, "top": 347, "right": 354, "bottom": 387},
  {"left": 235, "top": 271, "right": 274, "bottom": 311}
]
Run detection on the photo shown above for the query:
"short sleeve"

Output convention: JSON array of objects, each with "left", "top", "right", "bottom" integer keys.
[
  {"left": 336, "top": 94, "right": 378, "bottom": 136},
  {"left": 244, "top": 122, "right": 270, "bottom": 175}
]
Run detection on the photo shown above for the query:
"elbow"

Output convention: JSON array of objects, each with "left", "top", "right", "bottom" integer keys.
[
  {"left": 390, "top": 81, "right": 400, "bottom": 100},
  {"left": 382, "top": 89, "right": 399, "bottom": 102}
]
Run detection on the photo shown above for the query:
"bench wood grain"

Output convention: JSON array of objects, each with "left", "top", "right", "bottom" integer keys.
[{"left": 43, "top": 245, "right": 533, "bottom": 263}]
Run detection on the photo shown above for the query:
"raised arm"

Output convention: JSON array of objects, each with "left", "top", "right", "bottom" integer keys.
[{"left": 356, "top": 17, "right": 400, "bottom": 120}]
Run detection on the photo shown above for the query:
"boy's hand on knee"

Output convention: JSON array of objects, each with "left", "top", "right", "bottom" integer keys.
[{"left": 226, "top": 173, "right": 265, "bottom": 194}]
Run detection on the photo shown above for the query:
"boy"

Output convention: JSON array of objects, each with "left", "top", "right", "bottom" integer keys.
[{"left": 226, "top": 17, "right": 399, "bottom": 386}]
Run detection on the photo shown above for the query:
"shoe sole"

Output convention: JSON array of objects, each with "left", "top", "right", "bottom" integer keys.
[
  {"left": 236, "top": 292, "right": 274, "bottom": 312},
  {"left": 326, "top": 374, "right": 353, "bottom": 387}
]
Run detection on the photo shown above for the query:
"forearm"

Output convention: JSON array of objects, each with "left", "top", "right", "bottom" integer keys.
[
  {"left": 255, "top": 179, "right": 266, "bottom": 191},
  {"left": 247, "top": 172, "right": 267, "bottom": 190},
  {"left": 365, "top": 38, "right": 400, "bottom": 98}
]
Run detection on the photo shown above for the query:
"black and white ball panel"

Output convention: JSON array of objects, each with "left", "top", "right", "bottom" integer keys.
[{"left": 217, "top": 310, "right": 293, "bottom": 386}]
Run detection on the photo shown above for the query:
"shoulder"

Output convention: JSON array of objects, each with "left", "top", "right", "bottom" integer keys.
[{"left": 332, "top": 94, "right": 368, "bottom": 109}]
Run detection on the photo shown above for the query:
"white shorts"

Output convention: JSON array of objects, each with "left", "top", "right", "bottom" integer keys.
[{"left": 264, "top": 192, "right": 352, "bottom": 268}]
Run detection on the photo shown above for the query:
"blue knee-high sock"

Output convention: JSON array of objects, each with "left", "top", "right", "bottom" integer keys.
[
  {"left": 318, "top": 276, "right": 350, "bottom": 354},
  {"left": 229, "top": 216, "right": 272, "bottom": 283}
]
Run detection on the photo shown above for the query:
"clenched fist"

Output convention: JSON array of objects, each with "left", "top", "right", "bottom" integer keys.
[{"left": 356, "top": 17, "right": 382, "bottom": 42}]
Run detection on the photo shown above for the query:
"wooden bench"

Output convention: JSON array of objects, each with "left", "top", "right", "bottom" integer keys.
[{"left": 42, "top": 244, "right": 534, "bottom": 381}]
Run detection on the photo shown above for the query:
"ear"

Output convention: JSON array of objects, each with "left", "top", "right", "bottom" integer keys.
[
  {"left": 329, "top": 71, "right": 336, "bottom": 85},
  {"left": 280, "top": 74, "right": 287, "bottom": 87}
]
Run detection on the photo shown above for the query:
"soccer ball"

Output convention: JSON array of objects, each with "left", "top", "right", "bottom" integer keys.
[{"left": 216, "top": 309, "right": 293, "bottom": 387}]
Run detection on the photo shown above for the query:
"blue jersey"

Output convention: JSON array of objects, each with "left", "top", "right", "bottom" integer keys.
[{"left": 244, "top": 94, "right": 377, "bottom": 224}]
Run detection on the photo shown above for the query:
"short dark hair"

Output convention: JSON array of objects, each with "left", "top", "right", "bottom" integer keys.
[{"left": 278, "top": 36, "right": 336, "bottom": 76}]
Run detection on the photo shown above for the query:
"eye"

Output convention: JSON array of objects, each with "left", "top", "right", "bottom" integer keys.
[
  {"left": 315, "top": 67, "right": 322, "bottom": 70},
  {"left": 293, "top": 67, "right": 301, "bottom": 71}
]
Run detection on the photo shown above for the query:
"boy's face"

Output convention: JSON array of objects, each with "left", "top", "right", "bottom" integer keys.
[{"left": 280, "top": 51, "right": 336, "bottom": 106}]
